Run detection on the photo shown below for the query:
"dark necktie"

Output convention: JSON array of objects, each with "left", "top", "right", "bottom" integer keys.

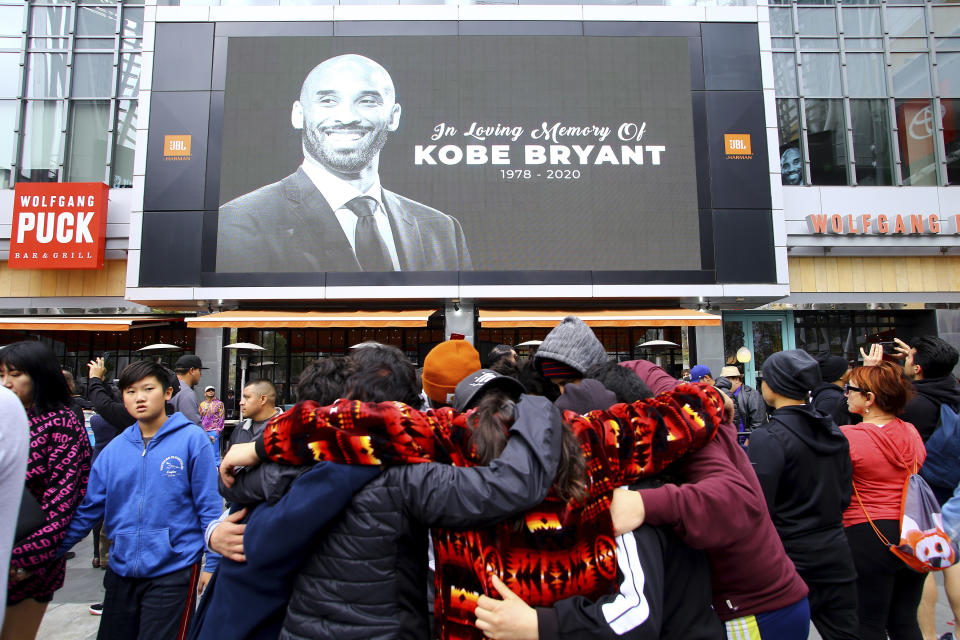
[{"left": 343, "top": 196, "right": 393, "bottom": 272}]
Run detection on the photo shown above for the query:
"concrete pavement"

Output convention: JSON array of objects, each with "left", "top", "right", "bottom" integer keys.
[{"left": 34, "top": 531, "right": 960, "bottom": 640}]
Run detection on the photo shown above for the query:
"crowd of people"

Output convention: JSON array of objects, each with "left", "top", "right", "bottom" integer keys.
[{"left": 1, "top": 317, "right": 960, "bottom": 640}]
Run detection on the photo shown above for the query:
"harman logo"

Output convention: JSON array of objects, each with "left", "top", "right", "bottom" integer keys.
[
  {"left": 724, "top": 134, "right": 752, "bottom": 159},
  {"left": 163, "top": 135, "right": 191, "bottom": 160}
]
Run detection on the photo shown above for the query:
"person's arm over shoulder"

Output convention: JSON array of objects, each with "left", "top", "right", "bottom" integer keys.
[
  {"left": 187, "top": 429, "right": 225, "bottom": 573},
  {"left": 242, "top": 462, "right": 379, "bottom": 569},
  {"left": 637, "top": 425, "right": 767, "bottom": 550},
  {"left": 404, "top": 395, "right": 562, "bottom": 528},
  {"left": 746, "top": 426, "right": 785, "bottom": 515},
  {"left": 538, "top": 526, "right": 665, "bottom": 640},
  {"left": 219, "top": 460, "right": 311, "bottom": 506}
]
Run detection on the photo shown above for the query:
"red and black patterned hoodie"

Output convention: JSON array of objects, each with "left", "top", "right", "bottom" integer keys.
[{"left": 253, "top": 383, "right": 725, "bottom": 639}]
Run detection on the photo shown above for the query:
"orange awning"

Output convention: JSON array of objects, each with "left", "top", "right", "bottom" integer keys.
[
  {"left": 0, "top": 317, "right": 176, "bottom": 332},
  {"left": 478, "top": 308, "right": 721, "bottom": 328},
  {"left": 186, "top": 309, "right": 435, "bottom": 329}
]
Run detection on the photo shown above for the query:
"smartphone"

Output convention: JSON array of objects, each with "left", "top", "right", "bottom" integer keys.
[{"left": 865, "top": 334, "right": 897, "bottom": 362}]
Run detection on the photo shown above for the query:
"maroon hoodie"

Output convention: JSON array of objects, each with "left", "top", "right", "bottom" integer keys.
[{"left": 629, "top": 361, "right": 809, "bottom": 621}]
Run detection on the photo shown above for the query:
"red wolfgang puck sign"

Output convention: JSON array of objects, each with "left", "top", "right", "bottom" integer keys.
[{"left": 10, "top": 182, "right": 109, "bottom": 270}]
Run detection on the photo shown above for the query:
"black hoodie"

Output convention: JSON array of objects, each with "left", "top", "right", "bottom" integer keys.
[
  {"left": 901, "top": 375, "right": 960, "bottom": 442},
  {"left": 748, "top": 403, "right": 856, "bottom": 583},
  {"left": 812, "top": 382, "right": 860, "bottom": 428}
]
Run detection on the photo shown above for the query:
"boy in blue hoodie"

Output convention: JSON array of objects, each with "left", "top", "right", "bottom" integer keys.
[{"left": 60, "top": 360, "right": 221, "bottom": 640}]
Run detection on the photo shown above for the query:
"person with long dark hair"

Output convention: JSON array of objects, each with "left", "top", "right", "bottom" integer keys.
[
  {"left": 1, "top": 341, "right": 91, "bottom": 640},
  {"left": 841, "top": 355, "right": 925, "bottom": 640}
]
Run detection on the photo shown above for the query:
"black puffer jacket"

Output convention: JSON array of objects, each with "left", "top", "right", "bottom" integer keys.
[
  {"left": 748, "top": 404, "right": 855, "bottom": 583},
  {"left": 280, "top": 395, "right": 563, "bottom": 640}
]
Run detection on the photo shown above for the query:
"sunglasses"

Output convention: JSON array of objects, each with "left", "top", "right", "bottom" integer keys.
[{"left": 843, "top": 383, "right": 869, "bottom": 395}]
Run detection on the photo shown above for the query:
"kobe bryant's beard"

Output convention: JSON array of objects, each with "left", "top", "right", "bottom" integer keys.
[{"left": 304, "top": 127, "right": 391, "bottom": 174}]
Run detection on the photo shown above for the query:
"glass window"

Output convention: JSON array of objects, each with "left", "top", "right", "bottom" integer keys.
[
  {"left": 850, "top": 99, "right": 893, "bottom": 185},
  {"left": 118, "top": 53, "right": 140, "bottom": 98},
  {"left": 772, "top": 37, "right": 795, "bottom": 49},
  {"left": 801, "top": 53, "right": 842, "bottom": 96},
  {"left": 847, "top": 53, "right": 886, "bottom": 97},
  {"left": 845, "top": 38, "right": 884, "bottom": 50},
  {"left": 0, "top": 5, "right": 25, "bottom": 36},
  {"left": 0, "top": 100, "right": 16, "bottom": 189},
  {"left": 943, "top": 99, "right": 960, "bottom": 184},
  {"left": 770, "top": 8, "right": 794, "bottom": 36},
  {"left": 937, "top": 38, "right": 960, "bottom": 51},
  {"left": 29, "top": 6, "right": 71, "bottom": 37},
  {"left": 891, "top": 38, "right": 930, "bottom": 52},
  {"left": 891, "top": 52, "right": 932, "bottom": 96},
  {"left": 72, "top": 53, "right": 113, "bottom": 97},
  {"left": 940, "top": 53, "right": 960, "bottom": 97},
  {"left": 800, "top": 39, "right": 838, "bottom": 51},
  {"left": 0, "top": 37, "right": 21, "bottom": 48},
  {"left": 843, "top": 8, "right": 881, "bottom": 36},
  {"left": 121, "top": 38, "right": 141, "bottom": 51},
  {"left": 28, "top": 37, "right": 69, "bottom": 50},
  {"left": 111, "top": 100, "right": 136, "bottom": 188},
  {"left": 77, "top": 7, "right": 116, "bottom": 36},
  {"left": 798, "top": 8, "right": 837, "bottom": 36},
  {"left": 18, "top": 100, "right": 65, "bottom": 182},
  {"left": 25, "top": 52, "right": 67, "bottom": 97},
  {"left": 933, "top": 7, "right": 960, "bottom": 37},
  {"left": 122, "top": 8, "right": 143, "bottom": 38},
  {"left": 777, "top": 98, "right": 804, "bottom": 185},
  {"left": 887, "top": 7, "right": 926, "bottom": 38},
  {"left": 0, "top": 52, "right": 20, "bottom": 98},
  {"left": 895, "top": 98, "right": 939, "bottom": 185},
  {"left": 66, "top": 101, "right": 109, "bottom": 182},
  {"left": 76, "top": 38, "right": 116, "bottom": 50},
  {"left": 805, "top": 98, "right": 849, "bottom": 185},
  {"left": 774, "top": 52, "right": 798, "bottom": 96}
]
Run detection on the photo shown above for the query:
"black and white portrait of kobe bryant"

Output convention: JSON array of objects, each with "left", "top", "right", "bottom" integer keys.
[{"left": 216, "top": 54, "right": 472, "bottom": 274}]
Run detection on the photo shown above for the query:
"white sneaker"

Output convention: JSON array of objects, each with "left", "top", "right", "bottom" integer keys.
[{"left": 88, "top": 603, "right": 103, "bottom": 616}]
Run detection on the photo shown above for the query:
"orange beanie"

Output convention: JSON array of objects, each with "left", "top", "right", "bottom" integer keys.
[{"left": 422, "top": 340, "right": 482, "bottom": 405}]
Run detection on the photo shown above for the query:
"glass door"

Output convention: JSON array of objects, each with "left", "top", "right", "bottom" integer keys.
[{"left": 722, "top": 312, "right": 795, "bottom": 388}]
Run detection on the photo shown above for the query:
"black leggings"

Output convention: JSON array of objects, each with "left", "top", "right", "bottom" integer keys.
[{"left": 846, "top": 521, "right": 927, "bottom": 640}]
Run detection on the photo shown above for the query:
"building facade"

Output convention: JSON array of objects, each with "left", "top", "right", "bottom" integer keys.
[{"left": 0, "top": 0, "right": 957, "bottom": 403}]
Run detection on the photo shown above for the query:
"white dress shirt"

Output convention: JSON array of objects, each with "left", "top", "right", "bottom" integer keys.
[{"left": 300, "top": 159, "right": 401, "bottom": 271}]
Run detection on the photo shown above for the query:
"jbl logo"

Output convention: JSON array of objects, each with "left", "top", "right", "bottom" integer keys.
[
  {"left": 164, "top": 135, "right": 192, "bottom": 157},
  {"left": 724, "top": 134, "right": 752, "bottom": 156}
]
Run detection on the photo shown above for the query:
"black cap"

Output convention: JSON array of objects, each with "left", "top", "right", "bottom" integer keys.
[
  {"left": 453, "top": 369, "right": 526, "bottom": 413},
  {"left": 175, "top": 354, "right": 207, "bottom": 370}
]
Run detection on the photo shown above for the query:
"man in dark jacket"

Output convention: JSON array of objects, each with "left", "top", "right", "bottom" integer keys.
[
  {"left": 716, "top": 365, "right": 767, "bottom": 445},
  {"left": 898, "top": 336, "right": 960, "bottom": 640},
  {"left": 749, "top": 350, "right": 857, "bottom": 640},
  {"left": 199, "top": 345, "right": 563, "bottom": 640},
  {"left": 812, "top": 354, "right": 858, "bottom": 427}
]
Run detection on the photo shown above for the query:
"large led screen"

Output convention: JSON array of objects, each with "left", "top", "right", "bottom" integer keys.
[{"left": 215, "top": 35, "right": 700, "bottom": 274}]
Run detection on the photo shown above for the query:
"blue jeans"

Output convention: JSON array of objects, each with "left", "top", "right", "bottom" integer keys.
[{"left": 207, "top": 431, "right": 220, "bottom": 466}]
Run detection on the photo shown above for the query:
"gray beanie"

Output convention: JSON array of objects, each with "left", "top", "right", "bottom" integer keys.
[
  {"left": 762, "top": 349, "right": 821, "bottom": 401},
  {"left": 535, "top": 316, "right": 609, "bottom": 376}
]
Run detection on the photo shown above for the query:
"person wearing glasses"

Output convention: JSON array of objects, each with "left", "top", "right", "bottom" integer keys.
[{"left": 840, "top": 349, "right": 926, "bottom": 640}]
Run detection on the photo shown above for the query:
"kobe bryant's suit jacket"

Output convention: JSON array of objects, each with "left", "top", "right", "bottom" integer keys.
[{"left": 216, "top": 168, "right": 472, "bottom": 273}]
